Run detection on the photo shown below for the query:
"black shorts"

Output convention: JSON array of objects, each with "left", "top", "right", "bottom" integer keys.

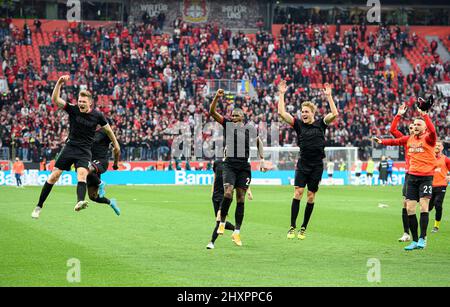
[
  {"left": 406, "top": 174, "right": 433, "bottom": 202},
  {"left": 222, "top": 161, "right": 251, "bottom": 190},
  {"left": 402, "top": 173, "right": 410, "bottom": 198},
  {"left": 295, "top": 161, "right": 323, "bottom": 193},
  {"left": 87, "top": 159, "right": 108, "bottom": 188},
  {"left": 328, "top": 173, "right": 333, "bottom": 178},
  {"left": 430, "top": 186, "right": 447, "bottom": 210},
  {"left": 355, "top": 173, "right": 361, "bottom": 177},
  {"left": 91, "top": 159, "right": 109, "bottom": 175},
  {"left": 55, "top": 144, "right": 92, "bottom": 171}
]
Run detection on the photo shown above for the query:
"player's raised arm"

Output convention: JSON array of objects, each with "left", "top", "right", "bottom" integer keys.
[
  {"left": 373, "top": 135, "right": 409, "bottom": 146},
  {"left": 51, "top": 75, "right": 70, "bottom": 109},
  {"left": 102, "top": 124, "right": 121, "bottom": 169},
  {"left": 323, "top": 83, "right": 339, "bottom": 125},
  {"left": 418, "top": 108, "right": 437, "bottom": 146},
  {"left": 209, "top": 89, "right": 225, "bottom": 124},
  {"left": 390, "top": 104, "right": 407, "bottom": 138},
  {"left": 277, "top": 80, "right": 294, "bottom": 126},
  {"left": 257, "top": 136, "right": 267, "bottom": 172}
]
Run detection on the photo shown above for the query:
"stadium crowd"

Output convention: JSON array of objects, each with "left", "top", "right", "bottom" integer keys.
[{"left": 0, "top": 16, "right": 449, "bottom": 163}]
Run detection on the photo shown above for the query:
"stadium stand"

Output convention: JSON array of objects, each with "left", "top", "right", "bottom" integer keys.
[{"left": 0, "top": 17, "right": 449, "bottom": 163}]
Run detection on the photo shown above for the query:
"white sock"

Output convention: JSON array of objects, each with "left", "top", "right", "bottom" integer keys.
[{"left": 233, "top": 229, "right": 240, "bottom": 234}]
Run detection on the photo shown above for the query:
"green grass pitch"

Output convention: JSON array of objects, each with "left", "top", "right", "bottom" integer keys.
[{"left": 1, "top": 185, "right": 449, "bottom": 286}]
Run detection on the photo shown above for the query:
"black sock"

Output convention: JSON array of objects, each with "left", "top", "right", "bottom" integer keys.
[
  {"left": 37, "top": 182, "right": 54, "bottom": 208},
  {"left": 219, "top": 197, "right": 233, "bottom": 223},
  {"left": 408, "top": 214, "right": 419, "bottom": 242},
  {"left": 87, "top": 173, "right": 101, "bottom": 186},
  {"left": 291, "top": 199, "right": 300, "bottom": 228},
  {"left": 95, "top": 197, "right": 111, "bottom": 205},
  {"left": 211, "top": 221, "right": 235, "bottom": 244},
  {"left": 402, "top": 208, "right": 410, "bottom": 234},
  {"left": 235, "top": 202, "right": 244, "bottom": 230},
  {"left": 420, "top": 212, "right": 429, "bottom": 239},
  {"left": 214, "top": 201, "right": 235, "bottom": 230},
  {"left": 435, "top": 205, "right": 443, "bottom": 222},
  {"left": 301, "top": 203, "right": 315, "bottom": 229},
  {"left": 211, "top": 221, "right": 220, "bottom": 243},
  {"left": 225, "top": 221, "right": 235, "bottom": 231},
  {"left": 77, "top": 182, "right": 87, "bottom": 202}
]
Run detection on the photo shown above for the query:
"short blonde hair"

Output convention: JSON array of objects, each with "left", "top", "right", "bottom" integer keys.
[
  {"left": 301, "top": 101, "right": 317, "bottom": 113},
  {"left": 79, "top": 90, "right": 93, "bottom": 101}
]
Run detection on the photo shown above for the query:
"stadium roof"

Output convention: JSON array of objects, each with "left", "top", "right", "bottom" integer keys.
[{"left": 274, "top": 0, "right": 449, "bottom": 6}]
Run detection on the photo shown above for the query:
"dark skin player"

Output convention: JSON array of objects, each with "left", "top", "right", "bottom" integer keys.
[{"left": 209, "top": 88, "right": 266, "bottom": 247}]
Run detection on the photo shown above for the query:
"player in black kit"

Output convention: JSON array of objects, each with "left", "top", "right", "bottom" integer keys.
[
  {"left": 31, "top": 75, "right": 120, "bottom": 219},
  {"left": 85, "top": 127, "right": 121, "bottom": 216},
  {"left": 206, "top": 159, "right": 254, "bottom": 249},
  {"left": 277, "top": 80, "right": 338, "bottom": 240},
  {"left": 206, "top": 159, "right": 235, "bottom": 249},
  {"left": 209, "top": 89, "right": 266, "bottom": 247}
]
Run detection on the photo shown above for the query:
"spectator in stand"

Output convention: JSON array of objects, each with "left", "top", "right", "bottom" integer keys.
[
  {"left": 430, "top": 39, "right": 438, "bottom": 54},
  {"left": 23, "top": 23, "right": 32, "bottom": 45},
  {"left": 34, "top": 19, "right": 42, "bottom": 34}
]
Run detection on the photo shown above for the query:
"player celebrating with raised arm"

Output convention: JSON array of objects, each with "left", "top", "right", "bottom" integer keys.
[
  {"left": 209, "top": 89, "right": 266, "bottom": 247},
  {"left": 374, "top": 107, "right": 437, "bottom": 250},
  {"left": 31, "top": 75, "right": 120, "bottom": 219},
  {"left": 278, "top": 80, "right": 338, "bottom": 240},
  {"left": 429, "top": 141, "right": 450, "bottom": 233},
  {"left": 207, "top": 158, "right": 257, "bottom": 249},
  {"left": 85, "top": 127, "right": 121, "bottom": 216},
  {"left": 206, "top": 159, "right": 236, "bottom": 249},
  {"left": 389, "top": 104, "right": 415, "bottom": 242}
]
